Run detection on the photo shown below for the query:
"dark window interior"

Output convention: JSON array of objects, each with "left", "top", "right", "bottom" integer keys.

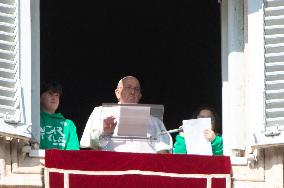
[{"left": 40, "top": 0, "right": 222, "bottom": 140}]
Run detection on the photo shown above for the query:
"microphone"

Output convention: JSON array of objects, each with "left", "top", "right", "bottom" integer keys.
[{"left": 160, "top": 126, "right": 183, "bottom": 135}]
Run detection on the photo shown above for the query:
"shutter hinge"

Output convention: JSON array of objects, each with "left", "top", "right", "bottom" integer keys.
[
  {"left": 264, "top": 126, "right": 281, "bottom": 137},
  {"left": 4, "top": 110, "right": 21, "bottom": 124}
]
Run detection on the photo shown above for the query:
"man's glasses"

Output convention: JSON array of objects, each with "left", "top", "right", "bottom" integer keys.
[{"left": 122, "top": 86, "right": 141, "bottom": 92}]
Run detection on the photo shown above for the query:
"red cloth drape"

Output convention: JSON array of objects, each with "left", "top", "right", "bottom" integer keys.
[{"left": 45, "top": 150, "right": 231, "bottom": 188}]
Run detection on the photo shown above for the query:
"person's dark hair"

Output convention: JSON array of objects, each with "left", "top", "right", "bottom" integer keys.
[
  {"left": 191, "top": 105, "right": 220, "bottom": 133},
  {"left": 40, "top": 81, "right": 63, "bottom": 96}
]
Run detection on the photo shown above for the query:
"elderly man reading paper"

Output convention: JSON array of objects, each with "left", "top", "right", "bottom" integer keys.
[{"left": 80, "top": 76, "right": 171, "bottom": 154}]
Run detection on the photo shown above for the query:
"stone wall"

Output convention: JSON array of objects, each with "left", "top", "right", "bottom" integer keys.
[
  {"left": 0, "top": 136, "right": 43, "bottom": 187},
  {"left": 232, "top": 147, "right": 284, "bottom": 188}
]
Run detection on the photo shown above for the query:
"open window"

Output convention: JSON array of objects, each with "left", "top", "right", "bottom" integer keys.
[{"left": 40, "top": 0, "right": 222, "bottom": 142}]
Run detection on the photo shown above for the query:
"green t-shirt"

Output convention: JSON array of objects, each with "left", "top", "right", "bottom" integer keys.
[
  {"left": 173, "top": 134, "right": 223, "bottom": 155},
  {"left": 40, "top": 111, "right": 79, "bottom": 150}
]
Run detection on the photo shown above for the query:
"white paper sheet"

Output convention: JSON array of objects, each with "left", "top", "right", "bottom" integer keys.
[
  {"left": 117, "top": 106, "right": 150, "bottom": 137},
  {"left": 182, "top": 118, "right": 213, "bottom": 155},
  {"left": 101, "top": 105, "right": 150, "bottom": 137}
]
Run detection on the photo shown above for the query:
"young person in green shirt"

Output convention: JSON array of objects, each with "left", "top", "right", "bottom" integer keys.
[
  {"left": 40, "top": 81, "right": 79, "bottom": 150},
  {"left": 173, "top": 105, "right": 223, "bottom": 155}
]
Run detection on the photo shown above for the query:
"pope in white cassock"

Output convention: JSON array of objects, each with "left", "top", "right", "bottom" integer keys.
[{"left": 80, "top": 76, "right": 171, "bottom": 153}]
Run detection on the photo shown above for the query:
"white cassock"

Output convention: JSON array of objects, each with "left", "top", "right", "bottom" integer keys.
[{"left": 80, "top": 106, "right": 172, "bottom": 153}]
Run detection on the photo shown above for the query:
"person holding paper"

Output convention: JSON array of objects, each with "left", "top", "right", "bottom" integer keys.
[
  {"left": 80, "top": 76, "right": 171, "bottom": 153},
  {"left": 173, "top": 106, "right": 223, "bottom": 155}
]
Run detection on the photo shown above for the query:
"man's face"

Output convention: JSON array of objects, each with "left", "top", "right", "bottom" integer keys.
[
  {"left": 115, "top": 78, "right": 142, "bottom": 104},
  {"left": 40, "top": 90, "right": 60, "bottom": 114}
]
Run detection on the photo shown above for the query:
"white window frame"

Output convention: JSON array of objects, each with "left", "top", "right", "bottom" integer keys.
[
  {"left": 251, "top": 0, "right": 284, "bottom": 147},
  {"left": 0, "top": 0, "right": 40, "bottom": 141},
  {"left": 245, "top": 0, "right": 267, "bottom": 147},
  {"left": 222, "top": 0, "right": 284, "bottom": 158},
  {"left": 221, "top": 0, "right": 247, "bottom": 156}
]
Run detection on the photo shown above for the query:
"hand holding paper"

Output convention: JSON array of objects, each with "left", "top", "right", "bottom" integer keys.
[
  {"left": 182, "top": 118, "right": 213, "bottom": 155},
  {"left": 203, "top": 129, "right": 216, "bottom": 142}
]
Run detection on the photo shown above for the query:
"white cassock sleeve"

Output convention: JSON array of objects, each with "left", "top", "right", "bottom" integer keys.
[
  {"left": 148, "top": 116, "right": 172, "bottom": 152},
  {"left": 80, "top": 106, "right": 102, "bottom": 148}
]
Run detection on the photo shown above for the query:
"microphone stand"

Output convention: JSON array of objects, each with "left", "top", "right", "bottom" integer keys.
[{"left": 160, "top": 126, "right": 183, "bottom": 135}]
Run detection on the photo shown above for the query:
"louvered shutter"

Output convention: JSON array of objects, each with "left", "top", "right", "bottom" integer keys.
[
  {"left": 254, "top": 0, "right": 284, "bottom": 146},
  {"left": 0, "top": 0, "right": 20, "bottom": 123}
]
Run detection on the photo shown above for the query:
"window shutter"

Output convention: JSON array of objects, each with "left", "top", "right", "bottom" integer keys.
[
  {"left": 0, "top": 0, "right": 20, "bottom": 123},
  {"left": 254, "top": 0, "right": 284, "bottom": 146}
]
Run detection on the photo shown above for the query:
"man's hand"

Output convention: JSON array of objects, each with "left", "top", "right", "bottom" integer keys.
[
  {"left": 102, "top": 116, "right": 117, "bottom": 135},
  {"left": 203, "top": 129, "right": 216, "bottom": 142}
]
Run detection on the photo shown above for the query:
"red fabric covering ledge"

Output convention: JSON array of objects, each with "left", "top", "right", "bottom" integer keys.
[
  {"left": 45, "top": 150, "right": 231, "bottom": 174},
  {"left": 45, "top": 150, "right": 232, "bottom": 188}
]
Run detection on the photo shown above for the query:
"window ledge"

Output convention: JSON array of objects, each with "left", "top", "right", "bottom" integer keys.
[
  {"left": 230, "top": 156, "right": 248, "bottom": 166},
  {"left": 29, "top": 149, "right": 45, "bottom": 158},
  {"left": 27, "top": 149, "right": 252, "bottom": 166}
]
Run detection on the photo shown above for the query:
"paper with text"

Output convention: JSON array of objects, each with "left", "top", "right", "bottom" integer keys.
[
  {"left": 182, "top": 118, "right": 213, "bottom": 155},
  {"left": 117, "top": 106, "right": 150, "bottom": 137},
  {"left": 101, "top": 105, "right": 150, "bottom": 137}
]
